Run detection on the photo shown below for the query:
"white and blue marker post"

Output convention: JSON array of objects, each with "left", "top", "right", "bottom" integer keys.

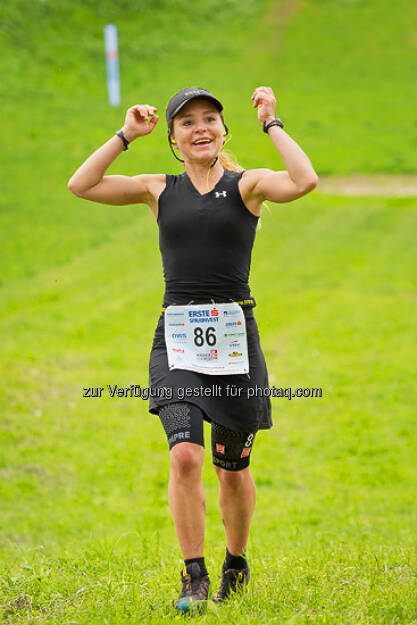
[{"left": 104, "top": 24, "right": 121, "bottom": 107}]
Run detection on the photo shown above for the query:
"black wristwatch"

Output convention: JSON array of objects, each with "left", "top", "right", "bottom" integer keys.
[
  {"left": 263, "top": 118, "right": 284, "bottom": 134},
  {"left": 115, "top": 129, "right": 130, "bottom": 150}
]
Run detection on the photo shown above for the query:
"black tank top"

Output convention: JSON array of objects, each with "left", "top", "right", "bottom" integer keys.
[{"left": 157, "top": 168, "right": 259, "bottom": 306}]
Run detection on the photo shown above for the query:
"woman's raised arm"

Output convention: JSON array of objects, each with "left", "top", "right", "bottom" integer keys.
[
  {"left": 245, "top": 87, "right": 318, "bottom": 204},
  {"left": 67, "top": 104, "right": 159, "bottom": 206}
]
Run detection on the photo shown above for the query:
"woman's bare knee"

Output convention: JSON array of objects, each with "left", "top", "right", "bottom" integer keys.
[{"left": 170, "top": 442, "right": 204, "bottom": 477}]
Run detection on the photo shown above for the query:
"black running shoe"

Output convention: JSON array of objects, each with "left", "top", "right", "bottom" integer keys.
[
  {"left": 215, "top": 562, "right": 250, "bottom": 602},
  {"left": 173, "top": 562, "right": 211, "bottom": 614}
]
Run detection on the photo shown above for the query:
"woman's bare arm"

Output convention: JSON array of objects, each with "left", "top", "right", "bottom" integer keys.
[
  {"left": 67, "top": 104, "right": 160, "bottom": 206},
  {"left": 245, "top": 87, "right": 318, "bottom": 204}
]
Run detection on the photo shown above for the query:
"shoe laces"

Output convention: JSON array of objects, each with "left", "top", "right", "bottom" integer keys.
[
  {"left": 218, "top": 567, "right": 246, "bottom": 597},
  {"left": 181, "top": 565, "right": 210, "bottom": 598}
]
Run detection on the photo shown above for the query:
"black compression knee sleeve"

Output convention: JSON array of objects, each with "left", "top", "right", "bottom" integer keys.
[{"left": 211, "top": 422, "right": 256, "bottom": 471}]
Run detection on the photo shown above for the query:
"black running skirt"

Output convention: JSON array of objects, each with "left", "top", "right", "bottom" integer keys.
[{"left": 148, "top": 307, "right": 272, "bottom": 433}]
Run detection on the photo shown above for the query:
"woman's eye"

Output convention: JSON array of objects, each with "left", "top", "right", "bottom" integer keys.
[{"left": 182, "top": 116, "right": 215, "bottom": 126}]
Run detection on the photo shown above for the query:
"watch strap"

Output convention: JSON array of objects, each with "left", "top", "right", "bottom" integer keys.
[
  {"left": 115, "top": 129, "right": 130, "bottom": 150},
  {"left": 263, "top": 118, "right": 284, "bottom": 134}
]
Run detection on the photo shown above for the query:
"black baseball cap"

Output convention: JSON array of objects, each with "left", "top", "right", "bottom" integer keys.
[{"left": 166, "top": 87, "right": 223, "bottom": 125}]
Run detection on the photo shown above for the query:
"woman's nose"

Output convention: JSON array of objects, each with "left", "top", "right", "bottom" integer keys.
[{"left": 194, "top": 119, "right": 206, "bottom": 132}]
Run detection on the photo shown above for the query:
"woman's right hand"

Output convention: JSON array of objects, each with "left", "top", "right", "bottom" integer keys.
[{"left": 121, "top": 104, "right": 159, "bottom": 141}]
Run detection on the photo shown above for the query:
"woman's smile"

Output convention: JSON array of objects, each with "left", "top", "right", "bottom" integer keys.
[{"left": 192, "top": 138, "right": 213, "bottom": 148}]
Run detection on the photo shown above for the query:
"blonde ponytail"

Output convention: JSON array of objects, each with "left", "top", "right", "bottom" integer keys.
[{"left": 219, "top": 149, "right": 244, "bottom": 172}]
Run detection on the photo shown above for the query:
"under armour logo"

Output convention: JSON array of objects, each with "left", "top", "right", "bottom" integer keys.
[{"left": 215, "top": 190, "right": 227, "bottom": 198}]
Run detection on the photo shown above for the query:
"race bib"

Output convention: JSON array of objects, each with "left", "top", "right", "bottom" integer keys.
[{"left": 164, "top": 303, "right": 249, "bottom": 375}]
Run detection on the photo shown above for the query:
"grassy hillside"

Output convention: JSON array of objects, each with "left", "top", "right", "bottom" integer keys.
[{"left": 0, "top": 0, "right": 416, "bottom": 282}]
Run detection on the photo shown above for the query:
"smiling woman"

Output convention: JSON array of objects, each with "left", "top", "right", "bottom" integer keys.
[
  {"left": 67, "top": 85, "right": 318, "bottom": 613},
  {"left": 167, "top": 95, "right": 243, "bottom": 176}
]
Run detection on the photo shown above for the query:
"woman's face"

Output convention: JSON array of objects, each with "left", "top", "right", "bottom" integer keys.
[{"left": 171, "top": 98, "right": 225, "bottom": 163}]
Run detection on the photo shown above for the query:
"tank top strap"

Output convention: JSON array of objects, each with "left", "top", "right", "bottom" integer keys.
[
  {"left": 158, "top": 173, "right": 186, "bottom": 213},
  {"left": 222, "top": 169, "right": 245, "bottom": 185},
  {"left": 163, "top": 173, "right": 178, "bottom": 189},
  {"left": 221, "top": 169, "right": 245, "bottom": 192},
  {"left": 220, "top": 169, "right": 254, "bottom": 218}
]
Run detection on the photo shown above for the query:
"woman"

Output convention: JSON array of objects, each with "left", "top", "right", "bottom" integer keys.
[{"left": 68, "top": 86, "right": 318, "bottom": 613}]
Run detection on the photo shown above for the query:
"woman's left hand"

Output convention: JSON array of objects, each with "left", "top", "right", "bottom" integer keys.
[{"left": 251, "top": 86, "right": 277, "bottom": 123}]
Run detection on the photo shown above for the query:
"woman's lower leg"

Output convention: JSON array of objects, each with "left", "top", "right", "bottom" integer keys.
[{"left": 168, "top": 442, "right": 206, "bottom": 559}]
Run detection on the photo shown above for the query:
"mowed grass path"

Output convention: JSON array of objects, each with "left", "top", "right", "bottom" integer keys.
[{"left": 1, "top": 192, "right": 416, "bottom": 623}]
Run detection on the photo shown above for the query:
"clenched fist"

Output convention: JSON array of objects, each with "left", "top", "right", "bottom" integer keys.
[
  {"left": 121, "top": 104, "right": 159, "bottom": 141},
  {"left": 251, "top": 87, "right": 277, "bottom": 124}
]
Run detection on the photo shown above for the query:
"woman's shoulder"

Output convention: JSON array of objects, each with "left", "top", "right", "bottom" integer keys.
[
  {"left": 142, "top": 173, "right": 167, "bottom": 185},
  {"left": 151, "top": 171, "right": 188, "bottom": 185},
  {"left": 241, "top": 168, "right": 274, "bottom": 181},
  {"left": 149, "top": 172, "right": 188, "bottom": 211},
  {"left": 224, "top": 167, "right": 272, "bottom": 187},
  {"left": 237, "top": 169, "right": 274, "bottom": 217},
  {"left": 239, "top": 168, "right": 274, "bottom": 193},
  {"left": 140, "top": 173, "right": 167, "bottom": 197}
]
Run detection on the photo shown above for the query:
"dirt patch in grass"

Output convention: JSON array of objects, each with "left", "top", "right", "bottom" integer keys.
[
  {"left": 317, "top": 174, "right": 417, "bottom": 197},
  {"left": 3, "top": 594, "right": 32, "bottom": 617}
]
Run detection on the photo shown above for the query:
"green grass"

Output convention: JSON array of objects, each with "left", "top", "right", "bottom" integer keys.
[
  {"left": 1, "top": 193, "right": 417, "bottom": 623},
  {"left": 1, "top": 0, "right": 417, "bottom": 622}
]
